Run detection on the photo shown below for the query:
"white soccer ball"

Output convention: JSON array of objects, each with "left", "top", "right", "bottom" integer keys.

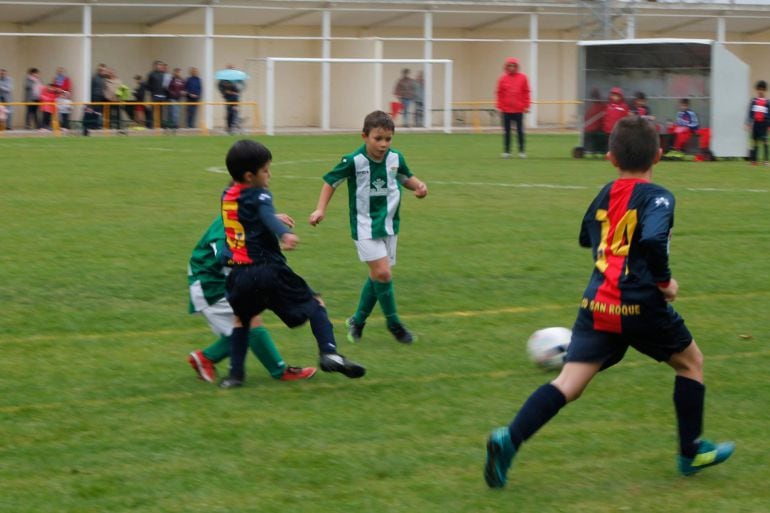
[{"left": 526, "top": 327, "right": 572, "bottom": 371}]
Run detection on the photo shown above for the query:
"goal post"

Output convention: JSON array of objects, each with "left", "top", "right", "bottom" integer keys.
[{"left": 263, "top": 57, "right": 453, "bottom": 135}]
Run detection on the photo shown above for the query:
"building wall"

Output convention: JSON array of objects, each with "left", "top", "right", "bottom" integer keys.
[{"left": 0, "top": 12, "right": 766, "bottom": 130}]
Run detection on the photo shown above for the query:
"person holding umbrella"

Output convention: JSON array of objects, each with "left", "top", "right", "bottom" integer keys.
[{"left": 216, "top": 64, "right": 249, "bottom": 134}]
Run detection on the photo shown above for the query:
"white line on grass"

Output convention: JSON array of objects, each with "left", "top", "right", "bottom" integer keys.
[
  {"left": 686, "top": 187, "right": 768, "bottom": 193},
  {"left": 203, "top": 167, "right": 768, "bottom": 193}
]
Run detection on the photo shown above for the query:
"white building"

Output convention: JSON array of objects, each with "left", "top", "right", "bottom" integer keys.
[{"left": 2, "top": 0, "right": 770, "bottom": 131}]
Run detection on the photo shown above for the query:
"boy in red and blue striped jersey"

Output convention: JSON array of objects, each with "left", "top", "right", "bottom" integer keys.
[
  {"left": 484, "top": 116, "right": 734, "bottom": 488},
  {"left": 747, "top": 80, "right": 769, "bottom": 165},
  {"left": 219, "top": 139, "right": 366, "bottom": 388}
]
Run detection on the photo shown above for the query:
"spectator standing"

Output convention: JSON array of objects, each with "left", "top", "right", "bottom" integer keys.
[
  {"left": 53, "top": 66, "right": 72, "bottom": 95},
  {"left": 393, "top": 68, "right": 415, "bottom": 127},
  {"left": 413, "top": 70, "right": 425, "bottom": 127},
  {"left": 145, "top": 60, "right": 169, "bottom": 128},
  {"left": 218, "top": 77, "right": 241, "bottom": 134},
  {"left": 24, "top": 67, "right": 42, "bottom": 129},
  {"left": 185, "top": 66, "right": 202, "bottom": 129},
  {"left": 90, "top": 63, "right": 108, "bottom": 115},
  {"left": 495, "top": 57, "right": 531, "bottom": 159},
  {"left": 127, "top": 74, "right": 146, "bottom": 126},
  {"left": 39, "top": 82, "right": 57, "bottom": 131},
  {"left": 0, "top": 68, "right": 13, "bottom": 129},
  {"left": 57, "top": 90, "right": 72, "bottom": 131},
  {"left": 103, "top": 68, "right": 124, "bottom": 130},
  {"left": 167, "top": 67, "right": 185, "bottom": 130}
]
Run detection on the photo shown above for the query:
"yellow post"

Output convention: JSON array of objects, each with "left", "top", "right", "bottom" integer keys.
[{"left": 52, "top": 103, "right": 61, "bottom": 137}]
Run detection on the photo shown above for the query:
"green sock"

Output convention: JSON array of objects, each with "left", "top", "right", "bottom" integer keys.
[
  {"left": 353, "top": 277, "right": 378, "bottom": 325},
  {"left": 372, "top": 279, "right": 400, "bottom": 327},
  {"left": 248, "top": 327, "right": 286, "bottom": 379},
  {"left": 202, "top": 335, "right": 230, "bottom": 363}
]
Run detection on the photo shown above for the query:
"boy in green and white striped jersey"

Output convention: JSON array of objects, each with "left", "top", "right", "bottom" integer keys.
[{"left": 309, "top": 110, "right": 428, "bottom": 343}]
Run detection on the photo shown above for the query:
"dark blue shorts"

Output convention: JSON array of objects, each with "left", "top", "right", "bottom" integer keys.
[
  {"left": 566, "top": 306, "right": 693, "bottom": 370},
  {"left": 226, "top": 262, "right": 319, "bottom": 328}
]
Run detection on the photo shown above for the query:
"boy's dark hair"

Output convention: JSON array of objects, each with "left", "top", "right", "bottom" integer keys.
[
  {"left": 609, "top": 116, "right": 659, "bottom": 172},
  {"left": 362, "top": 110, "right": 395, "bottom": 135},
  {"left": 680, "top": 98, "right": 690, "bottom": 106},
  {"left": 226, "top": 139, "right": 272, "bottom": 182},
  {"left": 635, "top": 91, "right": 646, "bottom": 100},
  {"left": 756, "top": 80, "right": 767, "bottom": 91}
]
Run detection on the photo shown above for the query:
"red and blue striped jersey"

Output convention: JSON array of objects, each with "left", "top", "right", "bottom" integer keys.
[
  {"left": 749, "top": 97, "right": 769, "bottom": 125},
  {"left": 577, "top": 178, "right": 675, "bottom": 333},
  {"left": 221, "top": 182, "right": 290, "bottom": 265}
]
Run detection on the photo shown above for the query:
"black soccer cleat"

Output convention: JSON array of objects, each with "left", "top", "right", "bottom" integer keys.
[
  {"left": 345, "top": 317, "right": 365, "bottom": 343},
  {"left": 218, "top": 376, "right": 244, "bottom": 389},
  {"left": 387, "top": 323, "right": 414, "bottom": 344},
  {"left": 319, "top": 353, "right": 366, "bottom": 379}
]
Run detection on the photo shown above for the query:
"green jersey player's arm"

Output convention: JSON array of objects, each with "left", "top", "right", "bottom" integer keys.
[
  {"left": 397, "top": 153, "right": 428, "bottom": 198},
  {"left": 308, "top": 156, "right": 354, "bottom": 226}
]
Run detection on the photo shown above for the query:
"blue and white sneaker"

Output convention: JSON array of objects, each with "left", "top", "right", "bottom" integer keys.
[
  {"left": 678, "top": 439, "right": 735, "bottom": 476},
  {"left": 484, "top": 427, "right": 517, "bottom": 488}
]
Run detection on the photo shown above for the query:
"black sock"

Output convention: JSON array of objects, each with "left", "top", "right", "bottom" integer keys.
[
  {"left": 508, "top": 383, "right": 567, "bottom": 450},
  {"left": 673, "top": 375, "right": 705, "bottom": 458},
  {"left": 309, "top": 305, "right": 337, "bottom": 354},
  {"left": 228, "top": 326, "right": 249, "bottom": 380}
]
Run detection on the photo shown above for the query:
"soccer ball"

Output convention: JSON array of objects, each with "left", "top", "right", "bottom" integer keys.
[{"left": 526, "top": 327, "right": 572, "bottom": 371}]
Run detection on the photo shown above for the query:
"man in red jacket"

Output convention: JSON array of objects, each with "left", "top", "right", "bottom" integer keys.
[{"left": 496, "top": 57, "right": 531, "bottom": 159}]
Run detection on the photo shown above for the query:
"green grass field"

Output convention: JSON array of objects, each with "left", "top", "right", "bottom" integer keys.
[{"left": 1, "top": 132, "right": 768, "bottom": 512}]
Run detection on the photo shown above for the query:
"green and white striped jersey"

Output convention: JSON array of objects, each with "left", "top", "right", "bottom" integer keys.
[
  {"left": 323, "top": 144, "right": 413, "bottom": 240},
  {"left": 187, "top": 217, "right": 228, "bottom": 313}
]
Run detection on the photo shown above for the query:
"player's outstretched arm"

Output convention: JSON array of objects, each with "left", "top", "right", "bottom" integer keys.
[
  {"left": 403, "top": 176, "right": 428, "bottom": 198},
  {"left": 309, "top": 183, "right": 336, "bottom": 226}
]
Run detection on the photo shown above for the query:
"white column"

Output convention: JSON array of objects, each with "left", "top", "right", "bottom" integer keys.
[
  {"left": 443, "top": 60, "right": 452, "bottom": 134},
  {"left": 626, "top": 11, "right": 636, "bottom": 39},
  {"left": 423, "top": 10, "right": 433, "bottom": 129},
  {"left": 528, "top": 13, "right": 538, "bottom": 129},
  {"left": 81, "top": 4, "right": 91, "bottom": 105},
  {"left": 266, "top": 58, "right": 275, "bottom": 135},
  {"left": 321, "top": 9, "right": 331, "bottom": 131},
  {"left": 374, "top": 39, "right": 383, "bottom": 110},
  {"left": 717, "top": 16, "right": 726, "bottom": 43},
  {"left": 204, "top": 5, "right": 214, "bottom": 131}
]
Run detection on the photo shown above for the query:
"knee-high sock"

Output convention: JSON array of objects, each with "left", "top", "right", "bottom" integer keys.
[
  {"left": 202, "top": 335, "right": 230, "bottom": 363},
  {"left": 674, "top": 375, "right": 705, "bottom": 458},
  {"left": 352, "top": 277, "right": 378, "bottom": 325},
  {"left": 309, "top": 305, "right": 337, "bottom": 354},
  {"left": 372, "top": 280, "right": 400, "bottom": 327},
  {"left": 228, "top": 326, "right": 249, "bottom": 380},
  {"left": 508, "top": 383, "right": 567, "bottom": 450},
  {"left": 248, "top": 327, "right": 286, "bottom": 379}
]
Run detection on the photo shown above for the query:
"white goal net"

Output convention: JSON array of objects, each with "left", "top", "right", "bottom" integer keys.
[{"left": 246, "top": 57, "right": 453, "bottom": 135}]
